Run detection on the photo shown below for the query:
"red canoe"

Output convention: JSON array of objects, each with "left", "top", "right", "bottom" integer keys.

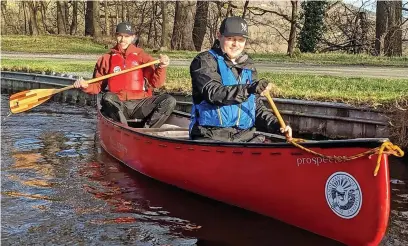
[{"left": 97, "top": 106, "right": 391, "bottom": 246}]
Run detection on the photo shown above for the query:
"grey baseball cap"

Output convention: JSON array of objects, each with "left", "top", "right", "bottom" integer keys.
[
  {"left": 116, "top": 22, "right": 134, "bottom": 35},
  {"left": 219, "top": 16, "right": 249, "bottom": 38}
]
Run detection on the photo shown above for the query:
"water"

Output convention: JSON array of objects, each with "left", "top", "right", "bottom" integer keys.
[{"left": 1, "top": 95, "right": 407, "bottom": 246}]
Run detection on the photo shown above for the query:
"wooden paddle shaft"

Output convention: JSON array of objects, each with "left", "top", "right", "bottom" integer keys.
[
  {"left": 55, "top": 59, "right": 160, "bottom": 94},
  {"left": 264, "top": 92, "right": 287, "bottom": 129}
]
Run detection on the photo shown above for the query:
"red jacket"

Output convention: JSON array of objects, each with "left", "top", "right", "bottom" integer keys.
[{"left": 83, "top": 44, "right": 166, "bottom": 101}]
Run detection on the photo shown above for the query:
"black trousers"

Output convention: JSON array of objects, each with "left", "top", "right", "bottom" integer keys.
[
  {"left": 190, "top": 125, "right": 265, "bottom": 143},
  {"left": 101, "top": 92, "right": 176, "bottom": 128}
]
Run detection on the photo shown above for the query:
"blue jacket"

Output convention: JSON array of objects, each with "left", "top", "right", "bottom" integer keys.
[{"left": 190, "top": 50, "right": 256, "bottom": 131}]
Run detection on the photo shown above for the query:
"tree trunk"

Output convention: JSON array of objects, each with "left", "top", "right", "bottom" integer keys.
[
  {"left": 384, "top": 0, "right": 402, "bottom": 56},
  {"left": 121, "top": 2, "right": 126, "bottom": 22},
  {"left": 85, "top": 1, "right": 101, "bottom": 37},
  {"left": 64, "top": 1, "right": 69, "bottom": 33},
  {"left": 375, "top": 1, "right": 388, "bottom": 55},
  {"left": 375, "top": 0, "right": 402, "bottom": 56},
  {"left": 171, "top": 0, "right": 196, "bottom": 50},
  {"left": 226, "top": 1, "right": 232, "bottom": 17},
  {"left": 70, "top": 1, "right": 78, "bottom": 35},
  {"left": 27, "top": 2, "right": 39, "bottom": 35},
  {"left": 358, "top": 12, "right": 369, "bottom": 54},
  {"left": 147, "top": 2, "right": 155, "bottom": 46},
  {"left": 1, "top": 1, "right": 7, "bottom": 35},
  {"left": 192, "top": 1, "right": 209, "bottom": 51},
  {"left": 242, "top": 0, "right": 249, "bottom": 19},
  {"left": 161, "top": 1, "right": 169, "bottom": 49},
  {"left": 104, "top": 1, "right": 109, "bottom": 35},
  {"left": 56, "top": 1, "right": 66, "bottom": 34},
  {"left": 287, "top": 0, "right": 298, "bottom": 56},
  {"left": 22, "top": 2, "right": 27, "bottom": 34}
]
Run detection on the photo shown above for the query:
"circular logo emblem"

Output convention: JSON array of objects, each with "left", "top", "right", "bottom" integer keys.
[
  {"left": 113, "top": 66, "right": 121, "bottom": 73},
  {"left": 325, "top": 172, "right": 362, "bottom": 219}
]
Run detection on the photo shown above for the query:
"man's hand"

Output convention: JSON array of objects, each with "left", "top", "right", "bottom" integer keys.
[
  {"left": 280, "top": 125, "right": 293, "bottom": 141},
  {"left": 73, "top": 77, "right": 88, "bottom": 89},
  {"left": 159, "top": 54, "right": 170, "bottom": 68},
  {"left": 247, "top": 79, "right": 269, "bottom": 95}
]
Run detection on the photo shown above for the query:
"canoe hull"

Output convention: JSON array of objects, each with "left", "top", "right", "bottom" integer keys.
[{"left": 98, "top": 112, "right": 390, "bottom": 246}]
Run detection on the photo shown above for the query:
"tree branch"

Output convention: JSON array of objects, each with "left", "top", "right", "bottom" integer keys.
[{"left": 247, "top": 6, "right": 292, "bottom": 22}]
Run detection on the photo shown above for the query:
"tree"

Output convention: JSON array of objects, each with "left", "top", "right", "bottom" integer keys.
[
  {"left": 1, "top": 1, "right": 8, "bottom": 34},
  {"left": 298, "top": 1, "right": 328, "bottom": 53},
  {"left": 56, "top": 1, "right": 66, "bottom": 34},
  {"left": 287, "top": 0, "right": 299, "bottom": 56},
  {"left": 85, "top": 0, "right": 101, "bottom": 37},
  {"left": 192, "top": 1, "right": 209, "bottom": 51},
  {"left": 247, "top": 2, "right": 300, "bottom": 56},
  {"left": 26, "top": 2, "right": 40, "bottom": 35},
  {"left": 375, "top": 0, "right": 403, "bottom": 56},
  {"left": 160, "top": 1, "right": 169, "bottom": 49},
  {"left": 171, "top": 1, "right": 196, "bottom": 50},
  {"left": 70, "top": 1, "right": 78, "bottom": 35}
]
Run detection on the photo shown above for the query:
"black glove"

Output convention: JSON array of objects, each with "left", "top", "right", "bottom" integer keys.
[{"left": 247, "top": 79, "right": 269, "bottom": 95}]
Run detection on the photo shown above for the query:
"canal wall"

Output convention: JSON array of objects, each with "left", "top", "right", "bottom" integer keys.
[{"left": 1, "top": 71, "right": 391, "bottom": 141}]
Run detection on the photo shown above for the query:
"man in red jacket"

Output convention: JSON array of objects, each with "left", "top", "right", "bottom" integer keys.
[{"left": 74, "top": 22, "right": 176, "bottom": 128}]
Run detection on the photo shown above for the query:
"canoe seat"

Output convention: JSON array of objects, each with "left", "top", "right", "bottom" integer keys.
[
  {"left": 150, "top": 130, "right": 190, "bottom": 139},
  {"left": 139, "top": 127, "right": 190, "bottom": 139}
]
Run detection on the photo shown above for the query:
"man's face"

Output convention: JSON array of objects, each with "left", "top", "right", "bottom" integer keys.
[
  {"left": 218, "top": 35, "right": 247, "bottom": 59},
  {"left": 116, "top": 33, "right": 135, "bottom": 50}
]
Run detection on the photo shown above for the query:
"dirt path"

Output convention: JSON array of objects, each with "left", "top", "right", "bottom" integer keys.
[{"left": 3, "top": 52, "right": 408, "bottom": 79}]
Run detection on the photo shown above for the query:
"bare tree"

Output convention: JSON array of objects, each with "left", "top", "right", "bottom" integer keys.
[
  {"left": 375, "top": 0, "right": 403, "bottom": 56},
  {"left": 27, "top": 2, "right": 40, "bottom": 35},
  {"left": 242, "top": 0, "right": 250, "bottom": 19},
  {"left": 171, "top": 0, "right": 196, "bottom": 50},
  {"left": 147, "top": 2, "right": 157, "bottom": 47},
  {"left": 247, "top": 3, "right": 299, "bottom": 54},
  {"left": 85, "top": 0, "right": 101, "bottom": 37},
  {"left": 56, "top": 1, "right": 66, "bottom": 34},
  {"left": 64, "top": 1, "right": 69, "bottom": 32},
  {"left": 22, "top": 1, "right": 28, "bottom": 34},
  {"left": 161, "top": 1, "right": 169, "bottom": 49},
  {"left": 70, "top": 1, "right": 78, "bottom": 35},
  {"left": 192, "top": 1, "right": 209, "bottom": 51},
  {"left": 287, "top": 0, "right": 299, "bottom": 56},
  {"left": 103, "top": 1, "right": 108, "bottom": 35},
  {"left": 121, "top": 2, "right": 126, "bottom": 22},
  {"left": 1, "top": 1, "right": 8, "bottom": 34}
]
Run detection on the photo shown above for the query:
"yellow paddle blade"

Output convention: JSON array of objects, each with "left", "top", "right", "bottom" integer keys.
[{"left": 9, "top": 89, "right": 58, "bottom": 114}]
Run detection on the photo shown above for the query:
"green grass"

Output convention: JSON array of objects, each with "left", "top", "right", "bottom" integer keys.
[
  {"left": 2, "top": 35, "right": 408, "bottom": 67},
  {"left": 2, "top": 58, "right": 407, "bottom": 106},
  {"left": 1, "top": 58, "right": 95, "bottom": 73},
  {"left": 2, "top": 35, "right": 107, "bottom": 54}
]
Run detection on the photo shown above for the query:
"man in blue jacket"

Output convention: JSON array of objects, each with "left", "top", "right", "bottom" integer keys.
[{"left": 189, "top": 16, "right": 292, "bottom": 142}]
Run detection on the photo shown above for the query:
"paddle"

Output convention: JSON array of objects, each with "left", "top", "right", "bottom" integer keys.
[
  {"left": 262, "top": 90, "right": 292, "bottom": 141},
  {"left": 9, "top": 60, "right": 160, "bottom": 114}
]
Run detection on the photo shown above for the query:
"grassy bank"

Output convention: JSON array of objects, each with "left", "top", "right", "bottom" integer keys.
[
  {"left": 2, "top": 58, "right": 407, "bottom": 106},
  {"left": 2, "top": 35, "right": 408, "bottom": 67}
]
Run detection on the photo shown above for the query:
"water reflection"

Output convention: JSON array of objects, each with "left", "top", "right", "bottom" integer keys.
[
  {"left": 84, "top": 150, "right": 344, "bottom": 246},
  {"left": 1, "top": 94, "right": 407, "bottom": 246}
]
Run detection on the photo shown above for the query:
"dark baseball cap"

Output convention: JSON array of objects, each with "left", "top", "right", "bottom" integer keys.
[
  {"left": 116, "top": 22, "right": 134, "bottom": 35},
  {"left": 219, "top": 16, "right": 249, "bottom": 38}
]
